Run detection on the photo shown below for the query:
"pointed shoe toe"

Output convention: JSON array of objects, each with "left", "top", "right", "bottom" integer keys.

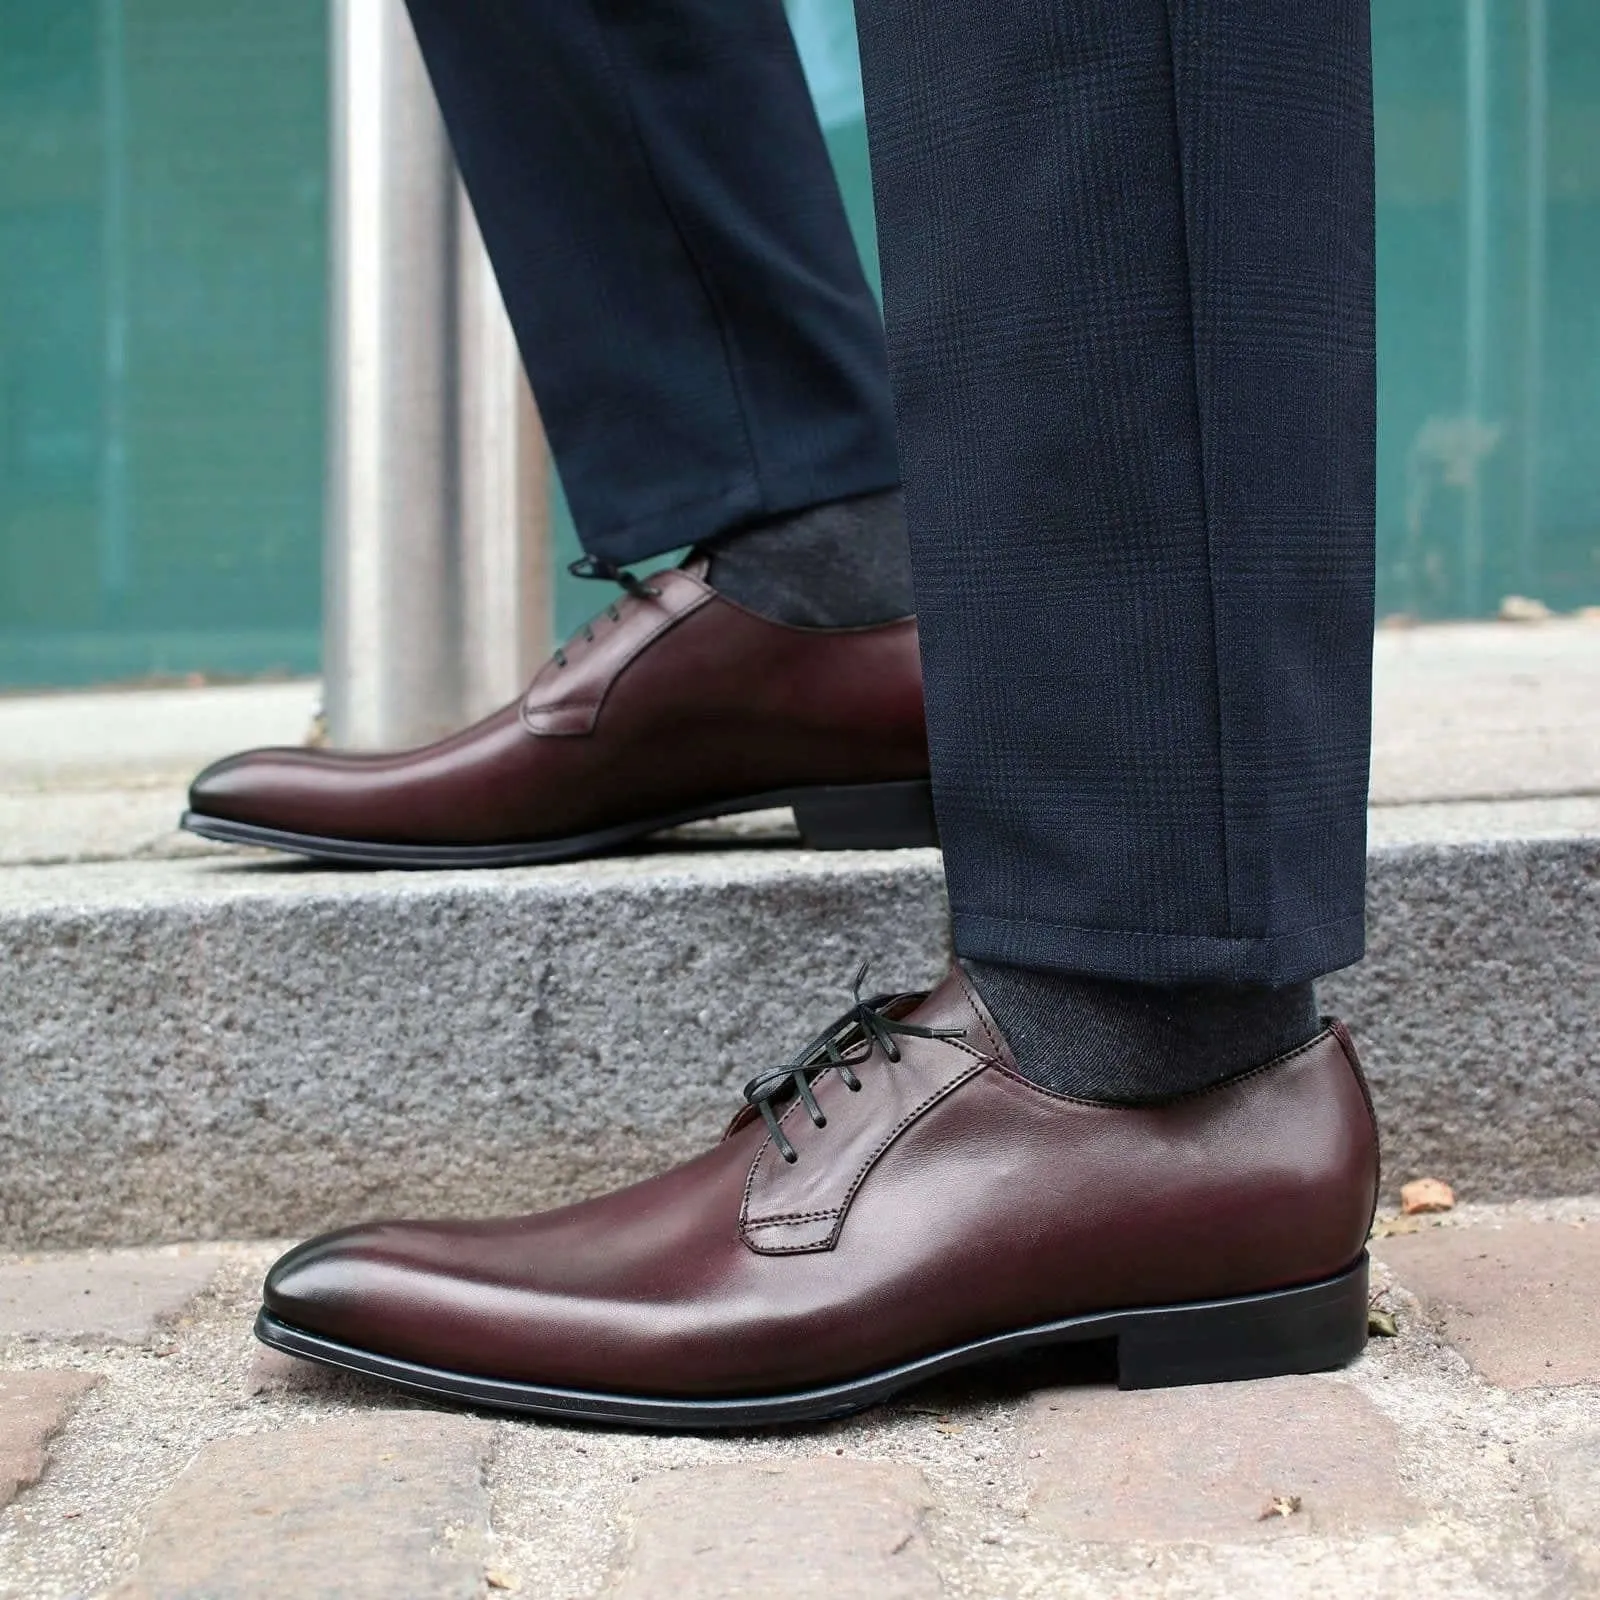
[
  {"left": 262, "top": 1224, "right": 392, "bottom": 1346},
  {"left": 188, "top": 748, "right": 291, "bottom": 823}
]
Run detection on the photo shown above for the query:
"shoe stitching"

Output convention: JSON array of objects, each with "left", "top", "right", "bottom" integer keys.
[
  {"left": 742, "top": 1036, "right": 992, "bottom": 1222},
  {"left": 951, "top": 965, "right": 1005, "bottom": 1062},
  {"left": 982, "top": 1025, "right": 1341, "bottom": 1110},
  {"left": 743, "top": 1051, "right": 988, "bottom": 1251},
  {"left": 521, "top": 582, "right": 713, "bottom": 734}
]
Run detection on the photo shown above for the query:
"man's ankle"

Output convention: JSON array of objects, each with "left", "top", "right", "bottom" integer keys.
[
  {"left": 964, "top": 959, "right": 1320, "bottom": 1103},
  {"left": 700, "top": 487, "right": 912, "bottom": 627}
]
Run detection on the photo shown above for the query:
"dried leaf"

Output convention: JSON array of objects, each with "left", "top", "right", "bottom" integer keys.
[
  {"left": 1258, "top": 1494, "right": 1302, "bottom": 1521},
  {"left": 486, "top": 1571, "right": 522, "bottom": 1593},
  {"left": 1368, "top": 1308, "right": 1398, "bottom": 1338},
  {"left": 1499, "top": 594, "right": 1553, "bottom": 622},
  {"left": 1400, "top": 1178, "right": 1455, "bottom": 1215}
]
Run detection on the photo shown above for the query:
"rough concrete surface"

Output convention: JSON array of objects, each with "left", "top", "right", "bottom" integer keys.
[
  {"left": 1319, "top": 833, "right": 1600, "bottom": 1206},
  {"left": 615, "top": 1459, "right": 941, "bottom": 1600},
  {"left": 1, "top": 1203, "right": 1598, "bottom": 1599},
  {"left": 1374, "top": 1220, "right": 1600, "bottom": 1388},
  {"left": 0, "top": 848, "right": 951, "bottom": 1250},
  {"left": 0, "top": 1252, "right": 221, "bottom": 1343},
  {"left": 0, "top": 1372, "right": 101, "bottom": 1510},
  {"left": 1535, "top": 1432, "right": 1600, "bottom": 1587},
  {"left": 0, "top": 681, "right": 316, "bottom": 789},
  {"left": 1, "top": 819, "right": 1596, "bottom": 1250},
  {"left": 1, "top": 625, "right": 1596, "bottom": 1249},
  {"left": 1022, "top": 1376, "right": 1416, "bottom": 1541},
  {"left": 1369, "top": 617, "right": 1600, "bottom": 804},
  {"left": 110, "top": 1415, "right": 495, "bottom": 1600}
]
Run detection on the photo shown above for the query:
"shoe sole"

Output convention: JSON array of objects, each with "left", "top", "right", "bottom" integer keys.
[
  {"left": 181, "top": 777, "right": 939, "bottom": 867},
  {"left": 254, "top": 1254, "right": 1369, "bottom": 1430}
]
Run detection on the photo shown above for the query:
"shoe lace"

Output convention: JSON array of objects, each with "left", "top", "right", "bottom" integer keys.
[
  {"left": 741, "top": 962, "right": 964, "bottom": 1164},
  {"left": 551, "top": 556, "right": 662, "bottom": 668}
]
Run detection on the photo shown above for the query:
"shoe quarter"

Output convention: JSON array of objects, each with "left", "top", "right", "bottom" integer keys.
[
  {"left": 521, "top": 573, "right": 713, "bottom": 736},
  {"left": 740, "top": 1034, "right": 992, "bottom": 1254}
]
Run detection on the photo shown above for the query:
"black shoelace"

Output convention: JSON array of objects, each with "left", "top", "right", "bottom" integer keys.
[
  {"left": 551, "top": 556, "right": 661, "bottom": 668},
  {"left": 741, "top": 964, "right": 964, "bottom": 1164}
]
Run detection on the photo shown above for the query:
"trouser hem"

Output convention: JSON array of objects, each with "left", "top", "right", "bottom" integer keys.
[
  {"left": 951, "top": 909, "right": 1366, "bottom": 986},
  {"left": 580, "top": 453, "right": 902, "bottom": 568}
]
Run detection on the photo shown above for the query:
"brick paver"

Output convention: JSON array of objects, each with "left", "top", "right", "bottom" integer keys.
[
  {"left": 612, "top": 1459, "right": 940, "bottom": 1599},
  {"left": 0, "top": 1369, "right": 101, "bottom": 1508},
  {"left": 1375, "top": 1219, "right": 1600, "bottom": 1387},
  {"left": 111, "top": 1414, "right": 494, "bottom": 1600},
  {"left": 0, "top": 1252, "right": 219, "bottom": 1343},
  {"left": 1022, "top": 1376, "right": 1416, "bottom": 1542}
]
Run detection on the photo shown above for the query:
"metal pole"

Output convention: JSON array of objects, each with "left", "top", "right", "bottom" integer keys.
[
  {"left": 455, "top": 187, "right": 554, "bottom": 725},
  {"left": 324, "top": 0, "right": 550, "bottom": 750}
]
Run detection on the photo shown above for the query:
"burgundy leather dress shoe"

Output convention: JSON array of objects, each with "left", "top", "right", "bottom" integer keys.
[
  {"left": 183, "top": 561, "right": 933, "bottom": 866},
  {"left": 256, "top": 967, "right": 1380, "bottom": 1428}
]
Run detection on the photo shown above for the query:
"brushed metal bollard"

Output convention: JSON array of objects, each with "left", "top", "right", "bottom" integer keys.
[{"left": 323, "top": 0, "right": 550, "bottom": 751}]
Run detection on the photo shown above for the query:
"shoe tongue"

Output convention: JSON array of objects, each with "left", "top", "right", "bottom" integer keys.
[{"left": 901, "top": 967, "right": 1017, "bottom": 1071}]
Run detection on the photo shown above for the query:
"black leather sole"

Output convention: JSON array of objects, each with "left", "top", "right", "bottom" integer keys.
[
  {"left": 254, "top": 1255, "right": 1369, "bottom": 1430},
  {"left": 181, "top": 777, "right": 939, "bottom": 867}
]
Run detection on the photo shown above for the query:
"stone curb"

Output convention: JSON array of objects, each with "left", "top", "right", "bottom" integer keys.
[{"left": 2, "top": 825, "right": 1595, "bottom": 1249}]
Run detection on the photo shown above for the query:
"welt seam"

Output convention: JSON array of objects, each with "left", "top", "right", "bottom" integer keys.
[
  {"left": 743, "top": 1059, "right": 987, "bottom": 1253},
  {"left": 521, "top": 588, "right": 711, "bottom": 734}
]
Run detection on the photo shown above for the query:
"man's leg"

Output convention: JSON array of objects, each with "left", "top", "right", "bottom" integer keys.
[
  {"left": 403, "top": 0, "right": 911, "bottom": 626},
  {"left": 854, "top": 0, "right": 1374, "bottom": 1096},
  {"left": 254, "top": 0, "right": 1381, "bottom": 1416},
  {"left": 184, "top": 0, "right": 935, "bottom": 864}
]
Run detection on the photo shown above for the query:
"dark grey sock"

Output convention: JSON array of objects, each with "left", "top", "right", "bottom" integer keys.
[
  {"left": 963, "top": 960, "right": 1320, "bottom": 1104},
  {"left": 701, "top": 488, "right": 912, "bottom": 627}
]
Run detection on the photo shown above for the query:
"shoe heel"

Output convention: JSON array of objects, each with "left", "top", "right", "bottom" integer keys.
[
  {"left": 790, "top": 779, "right": 940, "bottom": 850},
  {"left": 1116, "top": 1256, "right": 1370, "bottom": 1390}
]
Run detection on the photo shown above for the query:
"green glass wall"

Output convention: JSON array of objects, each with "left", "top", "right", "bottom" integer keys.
[
  {"left": 1375, "top": 1, "right": 1600, "bottom": 618},
  {"left": 3, "top": 3, "right": 1597, "bottom": 690},
  {"left": 0, "top": 1, "right": 326, "bottom": 688}
]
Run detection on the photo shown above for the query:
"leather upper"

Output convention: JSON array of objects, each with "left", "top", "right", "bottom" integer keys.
[
  {"left": 188, "top": 565, "right": 929, "bottom": 845},
  {"left": 263, "top": 969, "right": 1381, "bottom": 1397}
]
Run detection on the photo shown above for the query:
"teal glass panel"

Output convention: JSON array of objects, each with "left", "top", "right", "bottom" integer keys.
[
  {"left": 1376, "top": 0, "right": 1600, "bottom": 617},
  {"left": 0, "top": 1, "right": 326, "bottom": 689},
  {"left": 6, "top": 3, "right": 1597, "bottom": 691},
  {"left": 560, "top": 0, "right": 1600, "bottom": 631}
]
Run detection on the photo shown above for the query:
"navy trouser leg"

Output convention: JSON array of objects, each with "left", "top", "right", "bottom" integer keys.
[
  {"left": 404, "top": 0, "right": 899, "bottom": 565},
  {"left": 854, "top": 0, "right": 1376, "bottom": 984}
]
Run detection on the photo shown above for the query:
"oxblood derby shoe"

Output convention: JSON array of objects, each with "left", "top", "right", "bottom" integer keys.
[
  {"left": 255, "top": 966, "right": 1381, "bottom": 1428},
  {"left": 183, "top": 559, "right": 933, "bottom": 866}
]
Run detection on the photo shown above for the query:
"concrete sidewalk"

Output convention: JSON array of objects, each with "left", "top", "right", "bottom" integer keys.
[
  {"left": 1, "top": 1200, "right": 1598, "bottom": 1599},
  {"left": 0, "top": 616, "right": 1596, "bottom": 868}
]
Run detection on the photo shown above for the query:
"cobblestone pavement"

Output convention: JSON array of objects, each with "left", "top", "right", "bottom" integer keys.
[{"left": 1, "top": 1201, "right": 1597, "bottom": 1599}]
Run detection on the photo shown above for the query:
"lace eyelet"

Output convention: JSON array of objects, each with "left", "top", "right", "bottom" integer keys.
[{"left": 740, "top": 964, "right": 966, "bottom": 1169}]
